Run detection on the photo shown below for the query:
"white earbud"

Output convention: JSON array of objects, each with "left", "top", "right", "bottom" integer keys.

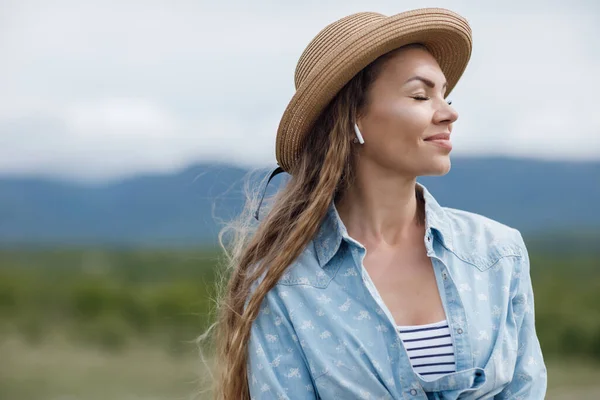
[{"left": 353, "top": 123, "right": 365, "bottom": 144}]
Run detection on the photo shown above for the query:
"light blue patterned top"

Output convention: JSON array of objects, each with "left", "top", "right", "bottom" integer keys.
[{"left": 246, "top": 182, "right": 547, "bottom": 399}]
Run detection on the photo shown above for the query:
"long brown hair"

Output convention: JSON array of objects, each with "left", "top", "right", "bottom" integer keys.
[{"left": 199, "top": 44, "right": 425, "bottom": 400}]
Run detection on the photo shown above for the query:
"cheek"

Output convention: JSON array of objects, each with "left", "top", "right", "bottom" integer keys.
[{"left": 368, "top": 100, "right": 430, "bottom": 142}]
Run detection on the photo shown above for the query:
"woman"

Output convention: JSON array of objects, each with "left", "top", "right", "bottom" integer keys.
[{"left": 209, "top": 8, "right": 547, "bottom": 400}]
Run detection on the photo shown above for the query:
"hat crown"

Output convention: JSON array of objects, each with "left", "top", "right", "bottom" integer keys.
[{"left": 294, "top": 12, "right": 385, "bottom": 89}]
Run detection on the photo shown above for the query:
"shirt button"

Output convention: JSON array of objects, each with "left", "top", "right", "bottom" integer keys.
[
  {"left": 457, "top": 328, "right": 464, "bottom": 334},
  {"left": 410, "top": 389, "right": 418, "bottom": 395},
  {"left": 442, "top": 272, "right": 448, "bottom": 280}
]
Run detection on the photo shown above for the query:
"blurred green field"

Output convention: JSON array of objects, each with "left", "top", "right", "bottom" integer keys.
[
  {"left": 0, "top": 248, "right": 221, "bottom": 355},
  {"left": 1, "top": 246, "right": 599, "bottom": 399}
]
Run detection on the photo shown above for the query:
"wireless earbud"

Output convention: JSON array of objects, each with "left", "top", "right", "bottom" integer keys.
[{"left": 354, "top": 123, "right": 365, "bottom": 144}]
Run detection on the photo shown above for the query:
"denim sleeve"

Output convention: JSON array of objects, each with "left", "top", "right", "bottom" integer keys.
[
  {"left": 246, "top": 284, "right": 317, "bottom": 399},
  {"left": 496, "top": 231, "right": 548, "bottom": 399}
]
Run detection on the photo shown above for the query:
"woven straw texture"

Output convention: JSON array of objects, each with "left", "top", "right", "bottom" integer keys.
[{"left": 275, "top": 8, "right": 472, "bottom": 173}]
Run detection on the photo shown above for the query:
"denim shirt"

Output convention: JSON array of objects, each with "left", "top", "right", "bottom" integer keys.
[{"left": 246, "top": 182, "right": 547, "bottom": 399}]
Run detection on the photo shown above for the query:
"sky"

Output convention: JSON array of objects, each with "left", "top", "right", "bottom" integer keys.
[{"left": 1, "top": 0, "right": 599, "bottom": 182}]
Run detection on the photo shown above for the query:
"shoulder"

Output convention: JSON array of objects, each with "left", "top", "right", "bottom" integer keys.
[
  {"left": 245, "top": 243, "right": 340, "bottom": 324},
  {"left": 443, "top": 206, "right": 520, "bottom": 240},
  {"left": 248, "top": 242, "right": 341, "bottom": 297},
  {"left": 442, "top": 206, "right": 527, "bottom": 268},
  {"left": 276, "top": 241, "right": 342, "bottom": 288}
]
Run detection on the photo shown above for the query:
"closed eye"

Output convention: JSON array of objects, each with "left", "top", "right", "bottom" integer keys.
[{"left": 412, "top": 96, "right": 453, "bottom": 105}]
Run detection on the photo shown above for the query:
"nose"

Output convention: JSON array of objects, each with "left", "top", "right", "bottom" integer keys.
[{"left": 433, "top": 98, "right": 459, "bottom": 125}]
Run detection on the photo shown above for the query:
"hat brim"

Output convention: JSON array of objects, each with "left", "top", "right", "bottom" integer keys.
[{"left": 276, "top": 8, "right": 472, "bottom": 173}]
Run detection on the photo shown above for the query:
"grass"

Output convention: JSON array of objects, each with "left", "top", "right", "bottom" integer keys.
[
  {"left": 546, "top": 358, "right": 600, "bottom": 400},
  {"left": 2, "top": 335, "right": 600, "bottom": 400},
  {"left": 0, "top": 335, "right": 213, "bottom": 400}
]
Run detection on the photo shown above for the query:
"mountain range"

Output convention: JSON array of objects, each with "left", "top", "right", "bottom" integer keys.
[{"left": 1, "top": 157, "right": 598, "bottom": 249}]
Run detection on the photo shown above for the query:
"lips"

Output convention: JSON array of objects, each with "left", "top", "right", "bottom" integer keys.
[
  {"left": 424, "top": 133, "right": 452, "bottom": 150},
  {"left": 425, "top": 133, "right": 451, "bottom": 141}
]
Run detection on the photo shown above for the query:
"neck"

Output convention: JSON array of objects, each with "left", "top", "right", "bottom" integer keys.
[{"left": 334, "top": 165, "right": 425, "bottom": 249}]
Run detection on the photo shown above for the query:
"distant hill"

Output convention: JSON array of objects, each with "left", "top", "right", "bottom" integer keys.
[{"left": 1, "top": 157, "right": 599, "bottom": 249}]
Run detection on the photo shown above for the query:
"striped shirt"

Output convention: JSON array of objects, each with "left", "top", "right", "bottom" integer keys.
[{"left": 397, "top": 319, "right": 456, "bottom": 381}]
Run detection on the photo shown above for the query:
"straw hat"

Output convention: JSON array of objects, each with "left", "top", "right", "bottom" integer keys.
[{"left": 275, "top": 8, "right": 472, "bottom": 173}]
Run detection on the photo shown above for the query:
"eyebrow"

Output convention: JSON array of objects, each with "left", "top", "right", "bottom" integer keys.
[{"left": 404, "top": 76, "right": 447, "bottom": 91}]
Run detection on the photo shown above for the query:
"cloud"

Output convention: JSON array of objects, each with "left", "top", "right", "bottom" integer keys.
[
  {"left": 64, "top": 98, "right": 180, "bottom": 138},
  {"left": 0, "top": 0, "right": 598, "bottom": 182},
  {"left": 0, "top": 105, "right": 279, "bottom": 182},
  {"left": 450, "top": 10, "right": 600, "bottom": 158}
]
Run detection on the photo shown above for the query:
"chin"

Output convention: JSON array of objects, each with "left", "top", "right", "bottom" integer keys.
[{"left": 422, "top": 157, "right": 451, "bottom": 176}]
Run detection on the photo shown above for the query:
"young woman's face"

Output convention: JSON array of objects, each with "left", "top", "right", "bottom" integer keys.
[{"left": 357, "top": 46, "right": 459, "bottom": 177}]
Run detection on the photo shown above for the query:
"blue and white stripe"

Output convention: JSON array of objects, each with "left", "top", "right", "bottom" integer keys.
[{"left": 397, "top": 319, "right": 456, "bottom": 381}]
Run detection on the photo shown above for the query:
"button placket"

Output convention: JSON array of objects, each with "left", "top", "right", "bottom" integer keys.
[
  {"left": 430, "top": 254, "right": 473, "bottom": 373},
  {"left": 353, "top": 243, "right": 425, "bottom": 397}
]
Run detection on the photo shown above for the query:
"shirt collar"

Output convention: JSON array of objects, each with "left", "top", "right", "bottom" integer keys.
[{"left": 314, "top": 181, "right": 454, "bottom": 268}]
